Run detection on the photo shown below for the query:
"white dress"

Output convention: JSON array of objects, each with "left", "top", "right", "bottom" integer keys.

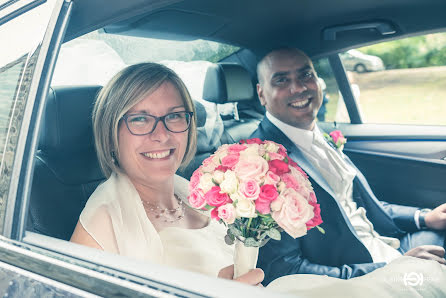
[{"left": 79, "top": 172, "right": 446, "bottom": 297}]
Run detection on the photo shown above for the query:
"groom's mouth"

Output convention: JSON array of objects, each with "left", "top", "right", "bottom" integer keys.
[{"left": 289, "top": 97, "right": 312, "bottom": 109}]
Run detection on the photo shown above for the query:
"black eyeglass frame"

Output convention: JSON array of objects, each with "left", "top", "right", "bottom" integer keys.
[{"left": 121, "top": 111, "right": 194, "bottom": 136}]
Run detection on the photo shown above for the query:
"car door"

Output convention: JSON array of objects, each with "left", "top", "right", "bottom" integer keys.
[
  {"left": 0, "top": 1, "right": 198, "bottom": 296},
  {"left": 315, "top": 34, "right": 446, "bottom": 210}
]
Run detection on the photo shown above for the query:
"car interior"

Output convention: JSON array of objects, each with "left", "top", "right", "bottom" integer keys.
[
  {"left": 24, "top": 0, "right": 446, "bottom": 242},
  {"left": 7, "top": 0, "right": 443, "bottom": 294}
]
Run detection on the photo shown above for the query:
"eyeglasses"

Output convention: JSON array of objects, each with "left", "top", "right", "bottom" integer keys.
[{"left": 121, "top": 111, "right": 193, "bottom": 135}]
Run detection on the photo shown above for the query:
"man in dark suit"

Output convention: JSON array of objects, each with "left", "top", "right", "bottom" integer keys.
[{"left": 251, "top": 47, "right": 446, "bottom": 285}]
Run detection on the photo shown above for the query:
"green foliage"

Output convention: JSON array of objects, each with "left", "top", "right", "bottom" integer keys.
[{"left": 359, "top": 32, "right": 446, "bottom": 69}]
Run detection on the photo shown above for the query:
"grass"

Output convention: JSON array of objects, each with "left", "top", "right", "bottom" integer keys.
[{"left": 323, "top": 66, "right": 446, "bottom": 125}]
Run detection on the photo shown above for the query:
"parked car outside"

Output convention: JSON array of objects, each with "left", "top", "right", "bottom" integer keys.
[{"left": 340, "top": 49, "right": 385, "bottom": 73}]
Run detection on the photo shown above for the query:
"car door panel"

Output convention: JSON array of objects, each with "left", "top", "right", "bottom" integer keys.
[{"left": 321, "top": 123, "right": 446, "bottom": 209}]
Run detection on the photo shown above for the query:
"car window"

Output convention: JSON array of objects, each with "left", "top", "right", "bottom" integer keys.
[
  {"left": 313, "top": 57, "right": 345, "bottom": 123},
  {"left": 340, "top": 32, "right": 446, "bottom": 125},
  {"left": 0, "top": 0, "right": 57, "bottom": 234},
  {"left": 52, "top": 30, "right": 239, "bottom": 100}
]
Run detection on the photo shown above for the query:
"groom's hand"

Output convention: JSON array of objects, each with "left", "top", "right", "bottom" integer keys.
[
  {"left": 404, "top": 245, "right": 446, "bottom": 265},
  {"left": 218, "top": 265, "right": 264, "bottom": 286},
  {"left": 425, "top": 203, "right": 446, "bottom": 230}
]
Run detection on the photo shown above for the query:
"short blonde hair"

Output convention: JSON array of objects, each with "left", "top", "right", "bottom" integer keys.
[{"left": 93, "top": 62, "right": 197, "bottom": 178}]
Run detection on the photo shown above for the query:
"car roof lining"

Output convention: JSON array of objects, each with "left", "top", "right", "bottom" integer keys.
[{"left": 65, "top": 0, "right": 446, "bottom": 58}]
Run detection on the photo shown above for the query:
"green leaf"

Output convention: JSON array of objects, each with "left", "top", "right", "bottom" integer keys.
[
  {"left": 228, "top": 225, "right": 243, "bottom": 237},
  {"left": 316, "top": 225, "right": 326, "bottom": 234},
  {"left": 266, "top": 228, "right": 282, "bottom": 240},
  {"left": 244, "top": 237, "right": 260, "bottom": 247},
  {"left": 224, "top": 234, "right": 234, "bottom": 245}
]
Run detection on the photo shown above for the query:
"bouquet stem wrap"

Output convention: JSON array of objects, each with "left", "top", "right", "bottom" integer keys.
[{"left": 234, "top": 238, "right": 259, "bottom": 279}]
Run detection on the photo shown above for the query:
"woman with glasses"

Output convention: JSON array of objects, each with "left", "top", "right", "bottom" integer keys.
[{"left": 70, "top": 62, "right": 263, "bottom": 285}]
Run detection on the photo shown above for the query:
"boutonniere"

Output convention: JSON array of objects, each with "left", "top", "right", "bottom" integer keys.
[{"left": 323, "top": 130, "right": 347, "bottom": 151}]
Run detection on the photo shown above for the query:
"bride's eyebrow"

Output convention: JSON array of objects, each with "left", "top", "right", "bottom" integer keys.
[{"left": 128, "top": 105, "right": 186, "bottom": 114}]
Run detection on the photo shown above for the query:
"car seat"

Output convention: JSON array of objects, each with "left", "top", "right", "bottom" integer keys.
[
  {"left": 202, "top": 63, "right": 264, "bottom": 143},
  {"left": 27, "top": 86, "right": 105, "bottom": 240}
]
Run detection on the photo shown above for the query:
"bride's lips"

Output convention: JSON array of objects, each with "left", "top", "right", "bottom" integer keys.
[{"left": 141, "top": 148, "right": 175, "bottom": 160}]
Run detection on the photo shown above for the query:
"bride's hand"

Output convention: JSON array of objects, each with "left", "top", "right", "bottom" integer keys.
[
  {"left": 404, "top": 245, "right": 446, "bottom": 265},
  {"left": 218, "top": 265, "right": 264, "bottom": 286}
]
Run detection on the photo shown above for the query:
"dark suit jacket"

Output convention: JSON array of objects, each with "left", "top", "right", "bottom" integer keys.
[{"left": 251, "top": 117, "right": 419, "bottom": 284}]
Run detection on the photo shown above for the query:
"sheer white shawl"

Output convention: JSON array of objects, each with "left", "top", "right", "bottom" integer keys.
[{"left": 79, "top": 172, "right": 190, "bottom": 263}]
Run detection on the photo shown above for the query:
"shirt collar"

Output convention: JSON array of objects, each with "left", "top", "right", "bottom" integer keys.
[{"left": 266, "top": 112, "right": 322, "bottom": 152}]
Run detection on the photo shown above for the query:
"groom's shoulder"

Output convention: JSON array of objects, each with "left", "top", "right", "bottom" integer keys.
[{"left": 250, "top": 118, "right": 269, "bottom": 139}]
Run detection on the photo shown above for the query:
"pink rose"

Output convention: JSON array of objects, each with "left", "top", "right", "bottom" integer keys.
[
  {"left": 201, "top": 156, "right": 218, "bottom": 172},
  {"left": 329, "top": 130, "right": 347, "bottom": 147},
  {"left": 268, "top": 152, "right": 285, "bottom": 161},
  {"left": 221, "top": 153, "right": 240, "bottom": 169},
  {"left": 189, "top": 170, "right": 202, "bottom": 193},
  {"left": 227, "top": 144, "right": 247, "bottom": 154},
  {"left": 255, "top": 184, "right": 279, "bottom": 214},
  {"left": 211, "top": 208, "right": 220, "bottom": 220},
  {"left": 241, "top": 138, "right": 263, "bottom": 145},
  {"left": 188, "top": 189, "right": 206, "bottom": 209},
  {"left": 234, "top": 155, "right": 268, "bottom": 182},
  {"left": 281, "top": 173, "right": 299, "bottom": 189},
  {"left": 293, "top": 165, "right": 309, "bottom": 178},
  {"left": 215, "top": 165, "right": 230, "bottom": 172},
  {"left": 277, "top": 144, "right": 287, "bottom": 156},
  {"left": 271, "top": 188, "right": 315, "bottom": 238},
  {"left": 306, "top": 201, "right": 323, "bottom": 229},
  {"left": 218, "top": 203, "right": 236, "bottom": 224},
  {"left": 268, "top": 159, "right": 290, "bottom": 175},
  {"left": 308, "top": 192, "right": 317, "bottom": 203},
  {"left": 239, "top": 179, "right": 260, "bottom": 200},
  {"left": 205, "top": 186, "right": 231, "bottom": 207},
  {"left": 264, "top": 171, "right": 280, "bottom": 185}
]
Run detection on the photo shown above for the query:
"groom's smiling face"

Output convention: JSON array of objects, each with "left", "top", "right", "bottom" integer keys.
[{"left": 257, "top": 49, "right": 323, "bottom": 131}]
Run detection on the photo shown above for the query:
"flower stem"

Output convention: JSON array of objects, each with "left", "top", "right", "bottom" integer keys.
[{"left": 246, "top": 217, "right": 253, "bottom": 236}]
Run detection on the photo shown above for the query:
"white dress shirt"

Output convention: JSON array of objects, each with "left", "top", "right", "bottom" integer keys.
[{"left": 267, "top": 112, "right": 402, "bottom": 263}]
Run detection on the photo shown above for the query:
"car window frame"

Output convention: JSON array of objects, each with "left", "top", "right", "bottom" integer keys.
[{"left": 1, "top": 0, "right": 72, "bottom": 240}]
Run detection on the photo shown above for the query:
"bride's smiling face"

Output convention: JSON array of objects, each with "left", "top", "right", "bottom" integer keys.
[{"left": 117, "top": 81, "right": 189, "bottom": 186}]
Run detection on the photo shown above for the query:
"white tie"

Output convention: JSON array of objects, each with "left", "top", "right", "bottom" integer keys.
[{"left": 312, "top": 134, "right": 356, "bottom": 202}]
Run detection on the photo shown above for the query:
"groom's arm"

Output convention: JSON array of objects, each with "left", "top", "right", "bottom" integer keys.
[{"left": 258, "top": 235, "right": 385, "bottom": 285}]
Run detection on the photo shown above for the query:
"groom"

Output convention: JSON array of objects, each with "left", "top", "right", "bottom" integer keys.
[{"left": 251, "top": 47, "right": 446, "bottom": 285}]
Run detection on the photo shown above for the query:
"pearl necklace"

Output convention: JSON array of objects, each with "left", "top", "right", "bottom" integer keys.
[{"left": 141, "top": 194, "right": 185, "bottom": 223}]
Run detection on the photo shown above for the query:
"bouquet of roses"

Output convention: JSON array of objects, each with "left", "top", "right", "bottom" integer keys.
[{"left": 188, "top": 138, "right": 323, "bottom": 277}]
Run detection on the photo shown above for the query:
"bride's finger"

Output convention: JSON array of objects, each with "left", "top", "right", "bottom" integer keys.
[
  {"left": 235, "top": 268, "right": 265, "bottom": 285},
  {"left": 218, "top": 265, "right": 235, "bottom": 279}
]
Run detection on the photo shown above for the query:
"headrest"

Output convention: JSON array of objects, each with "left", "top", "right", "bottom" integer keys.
[
  {"left": 39, "top": 86, "right": 101, "bottom": 153},
  {"left": 194, "top": 100, "right": 207, "bottom": 128},
  {"left": 202, "top": 63, "right": 254, "bottom": 104}
]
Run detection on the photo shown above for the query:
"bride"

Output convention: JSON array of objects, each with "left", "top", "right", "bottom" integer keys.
[{"left": 71, "top": 62, "right": 446, "bottom": 296}]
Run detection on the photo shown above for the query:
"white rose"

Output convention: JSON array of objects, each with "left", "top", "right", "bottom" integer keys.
[
  {"left": 220, "top": 170, "right": 238, "bottom": 194},
  {"left": 230, "top": 191, "right": 247, "bottom": 202},
  {"left": 213, "top": 145, "right": 229, "bottom": 163},
  {"left": 277, "top": 181, "right": 286, "bottom": 193},
  {"left": 212, "top": 170, "right": 225, "bottom": 185},
  {"left": 239, "top": 143, "right": 260, "bottom": 158},
  {"left": 199, "top": 173, "right": 215, "bottom": 193},
  {"left": 264, "top": 141, "right": 279, "bottom": 153},
  {"left": 235, "top": 198, "right": 257, "bottom": 218}
]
